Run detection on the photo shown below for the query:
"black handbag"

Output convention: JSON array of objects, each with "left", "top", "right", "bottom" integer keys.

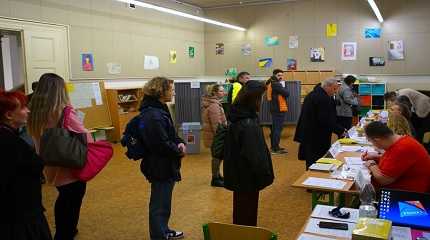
[{"left": 40, "top": 109, "right": 88, "bottom": 169}]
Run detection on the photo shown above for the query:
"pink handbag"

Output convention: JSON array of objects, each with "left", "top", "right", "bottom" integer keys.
[{"left": 73, "top": 140, "right": 113, "bottom": 181}]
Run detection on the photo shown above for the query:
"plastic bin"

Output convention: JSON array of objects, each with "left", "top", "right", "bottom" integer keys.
[
  {"left": 371, "top": 84, "right": 385, "bottom": 96},
  {"left": 359, "top": 84, "right": 372, "bottom": 95},
  {"left": 360, "top": 96, "right": 372, "bottom": 106},
  {"left": 179, "top": 122, "right": 201, "bottom": 154}
]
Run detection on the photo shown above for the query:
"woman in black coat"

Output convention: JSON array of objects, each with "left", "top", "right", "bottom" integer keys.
[
  {"left": 0, "top": 91, "right": 52, "bottom": 240},
  {"left": 224, "top": 80, "right": 274, "bottom": 226}
]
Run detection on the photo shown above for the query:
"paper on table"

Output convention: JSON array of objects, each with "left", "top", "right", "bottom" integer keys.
[
  {"left": 311, "top": 204, "right": 359, "bottom": 223},
  {"left": 316, "top": 158, "right": 343, "bottom": 167},
  {"left": 344, "top": 157, "right": 363, "bottom": 166},
  {"left": 329, "top": 141, "right": 341, "bottom": 157},
  {"left": 297, "top": 233, "right": 335, "bottom": 240},
  {"left": 302, "top": 177, "right": 347, "bottom": 190},
  {"left": 392, "top": 226, "right": 412, "bottom": 240},
  {"left": 304, "top": 218, "right": 355, "bottom": 239},
  {"left": 309, "top": 163, "right": 336, "bottom": 172}
]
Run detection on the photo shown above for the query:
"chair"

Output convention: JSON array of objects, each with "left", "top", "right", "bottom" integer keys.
[{"left": 202, "top": 222, "right": 277, "bottom": 240}]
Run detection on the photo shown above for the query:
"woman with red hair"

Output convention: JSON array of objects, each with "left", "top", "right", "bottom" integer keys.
[{"left": 0, "top": 90, "right": 52, "bottom": 240}]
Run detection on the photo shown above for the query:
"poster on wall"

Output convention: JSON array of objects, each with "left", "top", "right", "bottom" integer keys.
[
  {"left": 258, "top": 58, "right": 273, "bottom": 69},
  {"left": 310, "top": 48, "right": 325, "bottom": 62},
  {"left": 341, "top": 42, "right": 357, "bottom": 61},
  {"left": 107, "top": 63, "right": 121, "bottom": 74},
  {"left": 188, "top": 46, "right": 195, "bottom": 58},
  {"left": 326, "top": 23, "right": 337, "bottom": 37},
  {"left": 287, "top": 58, "right": 297, "bottom": 70},
  {"left": 364, "top": 28, "right": 381, "bottom": 38},
  {"left": 369, "top": 57, "right": 385, "bottom": 66},
  {"left": 264, "top": 36, "right": 280, "bottom": 47},
  {"left": 289, "top": 36, "right": 299, "bottom": 49},
  {"left": 81, "top": 53, "right": 94, "bottom": 71},
  {"left": 216, "top": 43, "right": 224, "bottom": 55},
  {"left": 388, "top": 40, "right": 405, "bottom": 60},
  {"left": 241, "top": 43, "right": 252, "bottom": 56},
  {"left": 144, "top": 55, "right": 160, "bottom": 70},
  {"left": 169, "top": 50, "right": 177, "bottom": 63}
]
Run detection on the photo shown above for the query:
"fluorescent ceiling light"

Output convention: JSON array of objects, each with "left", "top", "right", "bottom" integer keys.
[
  {"left": 367, "top": 0, "right": 384, "bottom": 23},
  {"left": 116, "top": 0, "right": 247, "bottom": 31}
]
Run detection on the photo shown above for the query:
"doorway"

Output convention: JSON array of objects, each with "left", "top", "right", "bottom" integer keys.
[{"left": 0, "top": 29, "right": 25, "bottom": 91}]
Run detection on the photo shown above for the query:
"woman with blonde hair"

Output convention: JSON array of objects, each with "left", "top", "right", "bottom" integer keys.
[
  {"left": 28, "top": 73, "right": 92, "bottom": 240},
  {"left": 202, "top": 84, "right": 227, "bottom": 187},
  {"left": 138, "top": 77, "right": 186, "bottom": 240}
]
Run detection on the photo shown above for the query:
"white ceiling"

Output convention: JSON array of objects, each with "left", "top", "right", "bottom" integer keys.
[{"left": 179, "top": 0, "right": 295, "bottom": 9}]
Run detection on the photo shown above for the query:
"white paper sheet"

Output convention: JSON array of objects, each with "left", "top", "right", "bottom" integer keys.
[
  {"left": 329, "top": 141, "right": 341, "bottom": 157},
  {"left": 304, "top": 218, "right": 355, "bottom": 239},
  {"left": 302, "top": 177, "right": 347, "bottom": 190},
  {"left": 107, "top": 62, "right": 121, "bottom": 74},
  {"left": 344, "top": 157, "right": 363, "bottom": 166},
  {"left": 92, "top": 82, "right": 103, "bottom": 105},
  {"left": 144, "top": 55, "right": 160, "bottom": 70},
  {"left": 190, "top": 82, "right": 200, "bottom": 89},
  {"left": 289, "top": 35, "right": 299, "bottom": 48},
  {"left": 297, "top": 233, "right": 335, "bottom": 240},
  {"left": 309, "top": 163, "right": 336, "bottom": 172},
  {"left": 69, "top": 83, "right": 95, "bottom": 109},
  {"left": 391, "top": 226, "right": 412, "bottom": 240},
  {"left": 311, "top": 205, "right": 359, "bottom": 223}
]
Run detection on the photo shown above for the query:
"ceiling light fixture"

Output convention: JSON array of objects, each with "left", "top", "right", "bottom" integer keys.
[
  {"left": 116, "top": 0, "right": 247, "bottom": 31},
  {"left": 367, "top": 0, "right": 384, "bottom": 23}
]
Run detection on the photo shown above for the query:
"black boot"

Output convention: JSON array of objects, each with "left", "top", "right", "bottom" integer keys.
[{"left": 211, "top": 177, "right": 224, "bottom": 187}]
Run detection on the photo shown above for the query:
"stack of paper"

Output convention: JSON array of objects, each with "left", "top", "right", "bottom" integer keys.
[
  {"left": 297, "top": 233, "right": 335, "bottom": 240},
  {"left": 311, "top": 205, "right": 359, "bottom": 223},
  {"left": 317, "top": 158, "right": 343, "bottom": 167},
  {"left": 309, "top": 163, "right": 337, "bottom": 172},
  {"left": 304, "top": 218, "right": 355, "bottom": 239},
  {"left": 352, "top": 218, "right": 392, "bottom": 240},
  {"left": 338, "top": 138, "right": 358, "bottom": 144},
  {"left": 302, "top": 177, "right": 347, "bottom": 190}
]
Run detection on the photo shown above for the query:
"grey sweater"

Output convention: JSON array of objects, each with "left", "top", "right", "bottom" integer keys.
[{"left": 336, "top": 82, "right": 359, "bottom": 117}]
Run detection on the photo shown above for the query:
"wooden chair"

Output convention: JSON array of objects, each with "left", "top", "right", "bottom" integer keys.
[{"left": 202, "top": 222, "right": 277, "bottom": 240}]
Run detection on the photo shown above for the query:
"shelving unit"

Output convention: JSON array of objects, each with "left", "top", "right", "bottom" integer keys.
[
  {"left": 353, "top": 82, "right": 386, "bottom": 117},
  {"left": 284, "top": 70, "right": 336, "bottom": 102},
  {"left": 106, "top": 88, "right": 143, "bottom": 142}
]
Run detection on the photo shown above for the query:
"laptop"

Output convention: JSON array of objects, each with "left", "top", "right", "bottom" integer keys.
[{"left": 379, "top": 189, "right": 430, "bottom": 230}]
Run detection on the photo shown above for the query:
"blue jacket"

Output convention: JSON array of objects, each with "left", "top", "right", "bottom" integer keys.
[{"left": 138, "top": 97, "right": 184, "bottom": 182}]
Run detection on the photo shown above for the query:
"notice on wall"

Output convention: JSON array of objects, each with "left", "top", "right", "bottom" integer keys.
[
  {"left": 107, "top": 63, "right": 121, "bottom": 74},
  {"left": 289, "top": 36, "right": 299, "bottom": 49},
  {"left": 190, "top": 81, "right": 200, "bottom": 89},
  {"left": 342, "top": 42, "right": 357, "bottom": 61},
  {"left": 388, "top": 40, "right": 405, "bottom": 60},
  {"left": 169, "top": 50, "right": 177, "bottom": 64},
  {"left": 144, "top": 55, "right": 160, "bottom": 70},
  {"left": 241, "top": 43, "right": 252, "bottom": 56},
  {"left": 326, "top": 23, "right": 337, "bottom": 37}
]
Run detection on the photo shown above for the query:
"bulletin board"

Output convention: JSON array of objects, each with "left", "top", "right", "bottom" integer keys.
[{"left": 67, "top": 81, "right": 112, "bottom": 129}]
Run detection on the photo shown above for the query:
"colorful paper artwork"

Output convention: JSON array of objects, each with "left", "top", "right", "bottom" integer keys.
[
  {"left": 326, "top": 23, "right": 337, "bottom": 37},
  {"left": 144, "top": 55, "right": 160, "bottom": 70},
  {"left": 264, "top": 36, "right": 280, "bottom": 47},
  {"left": 388, "top": 40, "right": 405, "bottom": 60},
  {"left": 241, "top": 43, "right": 252, "bottom": 56},
  {"left": 364, "top": 28, "right": 381, "bottom": 38},
  {"left": 289, "top": 36, "right": 298, "bottom": 49},
  {"left": 216, "top": 43, "right": 224, "bottom": 55},
  {"left": 188, "top": 46, "right": 195, "bottom": 58},
  {"left": 369, "top": 57, "right": 385, "bottom": 66},
  {"left": 225, "top": 67, "right": 238, "bottom": 78},
  {"left": 258, "top": 58, "right": 273, "bottom": 68},
  {"left": 342, "top": 42, "right": 357, "bottom": 61},
  {"left": 310, "top": 48, "right": 325, "bottom": 62},
  {"left": 169, "top": 50, "right": 177, "bottom": 63},
  {"left": 287, "top": 58, "right": 297, "bottom": 70},
  {"left": 81, "top": 53, "right": 94, "bottom": 71}
]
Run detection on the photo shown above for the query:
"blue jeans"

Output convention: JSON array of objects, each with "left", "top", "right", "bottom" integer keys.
[
  {"left": 271, "top": 112, "right": 286, "bottom": 150},
  {"left": 149, "top": 180, "right": 175, "bottom": 240}
]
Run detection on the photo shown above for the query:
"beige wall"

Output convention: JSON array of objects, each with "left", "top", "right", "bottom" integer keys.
[
  {"left": 0, "top": 0, "right": 205, "bottom": 80},
  {"left": 204, "top": 0, "right": 430, "bottom": 77}
]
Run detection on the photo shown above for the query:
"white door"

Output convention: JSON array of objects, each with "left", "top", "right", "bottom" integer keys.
[{"left": 23, "top": 25, "right": 69, "bottom": 93}]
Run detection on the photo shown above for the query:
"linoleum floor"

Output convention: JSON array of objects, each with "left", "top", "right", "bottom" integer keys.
[{"left": 42, "top": 126, "right": 312, "bottom": 240}]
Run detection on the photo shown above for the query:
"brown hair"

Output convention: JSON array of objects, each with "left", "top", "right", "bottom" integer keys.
[
  {"left": 234, "top": 80, "right": 266, "bottom": 112},
  {"left": 143, "top": 77, "right": 174, "bottom": 99}
]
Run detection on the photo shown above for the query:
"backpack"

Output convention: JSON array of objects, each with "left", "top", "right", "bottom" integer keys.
[
  {"left": 121, "top": 113, "right": 147, "bottom": 161},
  {"left": 211, "top": 124, "right": 229, "bottom": 159}
]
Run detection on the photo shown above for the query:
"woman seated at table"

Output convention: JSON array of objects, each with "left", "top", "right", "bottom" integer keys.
[
  {"left": 388, "top": 102, "right": 416, "bottom": 138},
  {"left": 361, "top": 121, "right": 430, "bottom": 193}
]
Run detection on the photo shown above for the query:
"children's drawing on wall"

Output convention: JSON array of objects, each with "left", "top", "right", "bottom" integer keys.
[
  {"left": 241, "top": 43, "right": 252, "bottom": 56},
  {"left": 342, "top": 42, "right": 357, "bottom": 61},
  {"left": 188, "top": 46, "right": 195, "bottom": 58},
  {"left": 264, "top": 36, "right": 280, "bottom": 47},
  {"left": 289, "top": 36, "right": 298, "bottom": 49},
  {"left": 81, "top": 53, "right": 94, "bottom": 71},
  {"left": 216, "top": 43, "right": 224, "bottom": 55},
  {"left": 364, "top": 28, "right": 381, "bottom": 39},
  {"left": 326, "top": 23, "right": 337, "bottom": 37},
  {"left": 310, "top": 48, "right": 325, "bottom": 62},
  {"left": 287, "top": 58, "right": 297, "bottom": 70},
  {"left": 169, "top": 50, "right": 177, "bottom": 64},
  {"left": 258, "top": 58, "right": 273, "bottom": 69},
  {"left": 388, "top": 40, "right": 405, "bottom": 60},
  {"left": 369, "top": 57, "right": 385, "bottom": 66}
]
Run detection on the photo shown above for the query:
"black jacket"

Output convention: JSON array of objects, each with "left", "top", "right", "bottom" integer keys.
[
  {"left": 294, "top": 85, "right": 344, "bottom": 161},
  {"left": 223, "top": 105, "right": 274, "bottom": 192},
  {"left": 138, "top": 97, "right": 184, "bottom": 182},
  {"left": 0, "top": 124, "right": 45, "bottom": 223},
  {"left": 267, "top": 76, "right": 289, "bottom": 113}
]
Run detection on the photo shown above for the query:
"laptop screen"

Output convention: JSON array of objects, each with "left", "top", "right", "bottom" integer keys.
[{"left": 379, "top": 189, "right": 430, "bottom": 230}]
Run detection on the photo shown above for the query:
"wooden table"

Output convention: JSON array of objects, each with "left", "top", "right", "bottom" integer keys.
[{"left": 292, "top": 151, "right": 362, "bottom": 208}]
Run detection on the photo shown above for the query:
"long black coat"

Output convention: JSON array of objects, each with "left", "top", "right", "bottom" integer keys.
[
  {"left": 294, "top": 85, "right": 345, "bottom": 168},
  {"left": 223, "top": 105, "right": 274, "bottom": 192}
]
